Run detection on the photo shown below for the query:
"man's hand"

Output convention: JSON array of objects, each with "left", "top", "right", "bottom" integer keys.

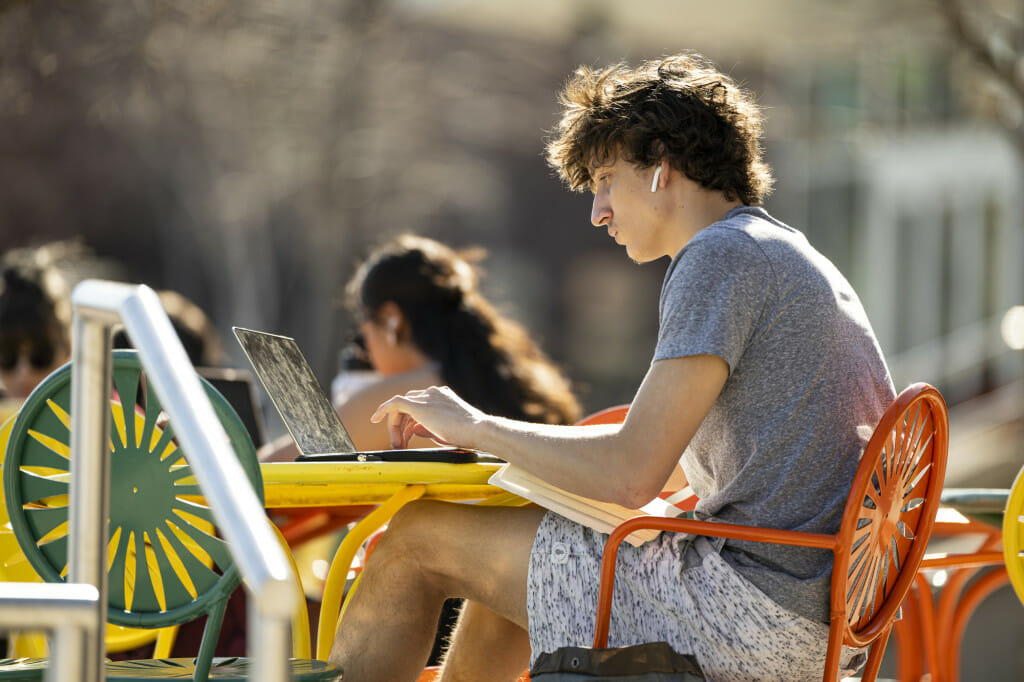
[{"left": 371, "top": 385, "right": 485, "bottom": 449}]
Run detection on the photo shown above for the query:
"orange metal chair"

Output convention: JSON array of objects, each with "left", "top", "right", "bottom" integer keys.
[
  {"left": 894, "top": 476, "right": 1023, "bottom": 682},
  {"left": 592, "top": 383, "right": 949, "bottom": 682},
  {"left": 896, "top": 492, "right": 1007, "bottom": 682},
  {"left": 575, "top": 404, "right": 630, "bottom": 426}
]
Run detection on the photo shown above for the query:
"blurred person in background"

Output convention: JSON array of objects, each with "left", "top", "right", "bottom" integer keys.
[
  {"left": 0, "top": 241, "right": 82, "bottom": 408},
  {"left": 261, "top": 233, "right": 581, "bottom": 460},
  {"left": 113, "top": 288, "right": 226, "bottom": 368},
  {"left": 0, "top": 239, "right": 138, "bottom": 409}
]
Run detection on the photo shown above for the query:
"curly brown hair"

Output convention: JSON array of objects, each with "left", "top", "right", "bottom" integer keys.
[
  {"left": 347, "top": 234, "right": 581, "bottom": 426},
  {"left": 546, "top": 52, "right": 773, "bottom": 206}
]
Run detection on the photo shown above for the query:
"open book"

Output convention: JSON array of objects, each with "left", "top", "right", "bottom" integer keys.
[{"left": 488, "top": 464, "right": 689, "bottom": 547}]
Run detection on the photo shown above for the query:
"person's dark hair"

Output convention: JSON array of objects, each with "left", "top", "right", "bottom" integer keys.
[
  {"left": 0, "top": 243, "right": 78, "bottom": 370},
  {"left": 347, "top": 234, "right": 581, "bottom": 425},
  {"left": 546, "top": 51, "right": 773, "bottom": 206},
  {"left": 113, "top": 290, "right": 225, "bottom": 367}
]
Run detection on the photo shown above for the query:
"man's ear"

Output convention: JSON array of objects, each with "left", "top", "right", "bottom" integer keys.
[
  {"left": 651, "top": 157, "right": 669, "bottom": 193},
  {"left": 650, "top": 141, "right": 668, "bottom": 193},
  {"left": 650, "top": 164, "right": 664, "bottom": 192}
]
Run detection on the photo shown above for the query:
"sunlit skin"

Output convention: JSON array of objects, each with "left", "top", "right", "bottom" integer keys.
[
  {"left": 358, "top": 301, "right": 433, "bottom": 376},
  {"left": 257, "top": 301, "right": 440, "bottom": 460},
  {"left": 590, "top": 158, "right": 675, "bottom": 263},
  {"left": 590, "top": 155, "right": 741, "bottom": 263}
]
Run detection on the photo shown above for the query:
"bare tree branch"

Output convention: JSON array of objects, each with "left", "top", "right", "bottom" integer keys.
[
  {"left": 939, "top": 0, "right": 1024, "bottom": 100},
  {"left": 938, "top": 0, "right": 1024, "bottom": 153}
]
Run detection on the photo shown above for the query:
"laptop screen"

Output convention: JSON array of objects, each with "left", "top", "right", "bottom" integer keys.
[
  {"left": 197, "top": 366, "right": 267, "bottom": 448},
  {"left": 233, "top": 327, "right": 356, "bottom": 457}
]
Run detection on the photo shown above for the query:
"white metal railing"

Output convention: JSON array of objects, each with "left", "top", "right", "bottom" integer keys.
[
  {"left": 0, "top": 582, "right": 98, "bottom": 682},
  {"left": 60, "top": 280, "right": 296, "bottom": 682}
]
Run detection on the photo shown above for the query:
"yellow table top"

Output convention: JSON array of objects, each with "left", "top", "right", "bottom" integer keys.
[
  {"left": 43, "top": 460, "right": 517, "bottom": 509},
  {"left": 259, "top": 460, "right": 511, "bottom": 508}
]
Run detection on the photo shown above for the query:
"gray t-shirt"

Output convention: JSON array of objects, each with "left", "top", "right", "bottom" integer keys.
[{"left": 654, "top": 205, "right": 894, "bottom": 623}]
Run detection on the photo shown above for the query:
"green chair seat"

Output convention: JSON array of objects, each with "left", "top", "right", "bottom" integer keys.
[
  {"left": 106, "top": 657, "right": 340, "bottom": 680},
  {"left": 0, "top": 657, "right": 342, "bottom": 682},
  {"left": 0, "top": 659, "right": 47, "bottom": 681}
]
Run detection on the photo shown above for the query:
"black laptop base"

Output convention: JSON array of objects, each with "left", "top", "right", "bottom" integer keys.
[{"left": 295, "top": 447, "right": 504, "bottom": 464}]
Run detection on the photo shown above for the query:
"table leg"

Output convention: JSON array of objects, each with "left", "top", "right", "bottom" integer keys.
[{"left": 315, "top": 484, "right": 427, "bottom": 660}]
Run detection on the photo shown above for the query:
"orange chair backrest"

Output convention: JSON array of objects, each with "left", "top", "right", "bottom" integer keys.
[
  {"left": 833, "top": 383, "right": 948, "bottom": 649},
  {"left": 576, "top": 404, "right": 629, "bottom": 426}
]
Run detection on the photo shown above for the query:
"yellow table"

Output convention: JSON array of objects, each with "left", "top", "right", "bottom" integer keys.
[
  {"left": 7, "top": 457, "right": 524, "bottom": 659},
  {"left": 259, "top": 460, "right": 526, "bottom": 659},
  {"left": 260, "top": 461, "right": 515, "bottom": 508}
]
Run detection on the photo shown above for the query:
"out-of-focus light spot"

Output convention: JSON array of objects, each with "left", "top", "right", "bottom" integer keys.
[
  {"left": 312, "top": 559, "right": 329, "bottom": 581},
  {"left": 1001, "top": 306, "right": 1024, "bottom": 350},
  {"left": 932, "top": 569, "right": 948, "bottom": 588}
]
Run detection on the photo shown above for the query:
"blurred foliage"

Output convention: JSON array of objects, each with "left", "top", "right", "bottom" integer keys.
[{"left": 939, "top": 0, "right": 1024, "bottom": 151}]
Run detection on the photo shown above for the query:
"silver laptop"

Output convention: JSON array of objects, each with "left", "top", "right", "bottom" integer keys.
[{"left": 233, "top": 327, "right": 499, "bottom": 463}]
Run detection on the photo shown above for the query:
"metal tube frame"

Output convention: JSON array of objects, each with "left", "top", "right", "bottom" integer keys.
[
  {"left": 0, "top": 582, "right": 98, "bottom": 682},
  {"left": 61, "top": 280, "right": 297, "bottom": 682}
]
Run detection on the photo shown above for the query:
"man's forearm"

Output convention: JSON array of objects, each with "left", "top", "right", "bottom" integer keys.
[{"left": 472, "top": 416, "right": 667, "bottom": 507}]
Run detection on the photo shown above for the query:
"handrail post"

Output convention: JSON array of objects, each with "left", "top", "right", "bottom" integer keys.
[
  {"left": 68, "top": 304, "right": 117, "bottom": 682},
  {"left": 0, "top": 582, "right": 100, "bottom": 682},
  {"left": 249, "top": 597, "right": 292, "bottom": 682},
  {"left": 67, "top": 280, "right": 297, "bottom": 682}
]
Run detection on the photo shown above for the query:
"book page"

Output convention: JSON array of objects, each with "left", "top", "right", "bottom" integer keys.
[{"left": 488, "top": 464, "right": 686, "bottom": 547}]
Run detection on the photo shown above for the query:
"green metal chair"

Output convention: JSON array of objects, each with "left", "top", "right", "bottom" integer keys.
[{"left": 0, "top": 350, "right": 340, "bottom": 681}]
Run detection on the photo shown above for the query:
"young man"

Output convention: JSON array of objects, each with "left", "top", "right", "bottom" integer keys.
[{"left": 329, "top": 52, "right": 893, "bottom": 681}]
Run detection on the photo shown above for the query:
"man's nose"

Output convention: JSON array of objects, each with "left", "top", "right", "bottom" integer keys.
[{"left": 591, "top": 194, "right": 611, "bottom": 227}]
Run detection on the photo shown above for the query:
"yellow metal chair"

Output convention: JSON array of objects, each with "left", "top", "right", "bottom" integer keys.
[
  {"left": 0, "top": 412, "right": 178, "bottom": 661},
  {"left": 1003, "top": 464, "right": 1024, "bottom": 607}
]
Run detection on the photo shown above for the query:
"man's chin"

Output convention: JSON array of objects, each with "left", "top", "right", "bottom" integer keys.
[{"left": 625, "top": 246, "right": 657, "bottom": 265}]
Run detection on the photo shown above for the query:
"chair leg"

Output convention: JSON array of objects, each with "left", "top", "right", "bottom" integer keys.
[
  {"left": 194, "top": 596, "right": 229, "bottom": 681},
  {"left": 858, "top": 626, "right": 893, "bottom": 682},
  {"left": 944, "top": 567, "right": 1009, "bottom": 682},
  {"left": 152, "top": 625, "right": 179, "bottom": 659},
  {"left": 913, "top": 572, "right": 941, "bottom": 682},
  {"left": 894, "top": 587, "right": 924, "bottom": 681}
]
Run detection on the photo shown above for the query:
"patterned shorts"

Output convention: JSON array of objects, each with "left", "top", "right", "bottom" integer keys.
[{"left": 527, "top": 512, "right": 866, "bottom": 682}]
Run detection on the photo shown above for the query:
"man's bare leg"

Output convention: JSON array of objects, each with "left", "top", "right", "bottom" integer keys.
[
  {"left": 328, "top": 500, "right": 547, "bottom": 681},
  {"left": 439, "top": 601, "right": 531, "bottom": 682}
]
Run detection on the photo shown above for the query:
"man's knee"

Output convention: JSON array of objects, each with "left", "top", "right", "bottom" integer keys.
[
  {"left": 370, "top": 501, "right": 542, "bottom": 594},
  {"left": 369, "top": 501, "right": 467, "bottom": 579}
]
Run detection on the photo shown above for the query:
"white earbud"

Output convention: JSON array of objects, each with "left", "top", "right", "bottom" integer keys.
[{"left": 650, "top": 165, "right": 662, "bottom": 193}]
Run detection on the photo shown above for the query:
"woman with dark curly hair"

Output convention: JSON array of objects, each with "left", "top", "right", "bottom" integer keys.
[
  {"left": 262, "top": 234, "right": 580, "bottom": 460},
  {"left": 344, "top": 234, "right": 579, "bottom": 433}
]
